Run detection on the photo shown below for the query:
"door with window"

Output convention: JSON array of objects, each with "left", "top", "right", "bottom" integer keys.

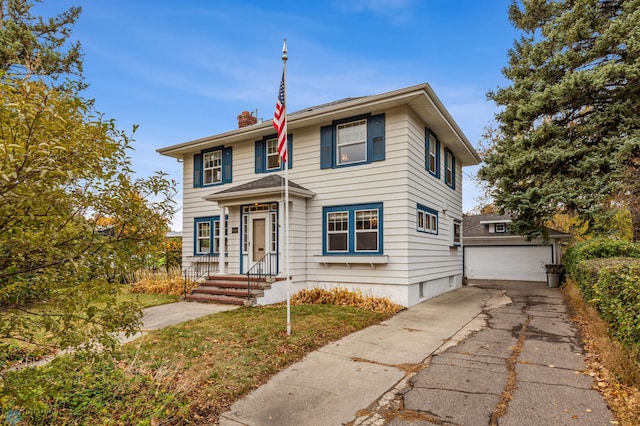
[
  {"left": 242, "top": 203, "right": 279, "bottom": 273},
  {"left": 250, "top": 214, "right": 268, "bottom": 266}
]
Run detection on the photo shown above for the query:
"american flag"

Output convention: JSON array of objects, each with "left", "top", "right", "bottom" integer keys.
[{"left": 273, "top": 71, "right": 287, "bottom": 163}]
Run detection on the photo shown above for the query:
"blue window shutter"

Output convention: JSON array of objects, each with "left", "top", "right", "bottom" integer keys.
[
  {"left": 444, "top": 149, "right": 449, "bottom": 185},
  {"left": 370, "top": 113, "right": 385, "bottom": 162},
  {"left": 436, "top": 139, "right": 441, "bottom": 178},
  {"left": 424, "top": 129, "right": 429, "bottom": 171},
  {"left": 451, "top": 155, "right": 456, "bottom": 189},
  {"left": 222, "top": 147, "right": 232, "bottom": 183},
  {"left": 193, "top": 153, "right": 202, "bottom": 188},
  {"left": 255, "top": 140, "right": 264, "bottom": 174},
  {"left": 320, "top": 125, "right": 333, "bottom": 169},
  {"left": 287, "top": 134, "right": 293, "bottom": 169}
]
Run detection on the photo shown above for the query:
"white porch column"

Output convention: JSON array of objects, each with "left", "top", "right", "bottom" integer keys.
[{"left": 219, "top": 205, "right": 226, "bottom": 275}]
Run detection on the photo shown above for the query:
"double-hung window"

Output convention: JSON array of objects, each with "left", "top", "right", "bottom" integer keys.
[
  {"left": 194, "top": 216, "right": 228, "bottom": 256},
  {"left": 193, "top": 146, "right": 232, "bottom": 187},
  {"left": 327, "top": 211, "right": 349, "bottom": 252},
  {"left": 337, "top": 119, "right": 367, "bottom": 165},
  {"left": 417, "top": 204, "right": 438, "bottom": 235},
  {"left": 254, "top": 134, "right": 292, "bottom": 173},
  {"left": 425, "top": 129, "right": 440, "bottom": 177},
  {"left": 203, "top": 150, "right": 222, "bottom": 185},
  {"left": 196, "top": 220, "right": 211, "bottom": 254},
  {"left": 266, "top": 138, "right": 281, "bottom": 170},
  {"left": 452, "top": 220, "right": 461, "bottom": 246},
  {"left": 320, "top": 113, "right": 385, "bottom": 169},
  {"left": 323, "top": 203, "right": 383, "bottom": 255},
  {"left": 444, "top": 148, "right": 456, "bottom": 189}
]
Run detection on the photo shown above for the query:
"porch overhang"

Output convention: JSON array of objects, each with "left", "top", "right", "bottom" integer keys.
[{"left": 203, "top": 174, "right": 315, "bottom": 205}]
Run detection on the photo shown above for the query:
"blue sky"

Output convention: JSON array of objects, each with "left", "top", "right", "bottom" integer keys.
[{"left": 37, "top": 0, "right": 519, "bottom": 231}]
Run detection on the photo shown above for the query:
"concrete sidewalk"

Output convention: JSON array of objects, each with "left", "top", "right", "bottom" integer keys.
[{"left": 218, "top": 282, "right": 615, "bottom": 426}]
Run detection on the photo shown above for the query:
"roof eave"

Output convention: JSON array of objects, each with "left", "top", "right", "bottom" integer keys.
[{"left": 157, "top": 83, "right": 480, "bottom": 164}]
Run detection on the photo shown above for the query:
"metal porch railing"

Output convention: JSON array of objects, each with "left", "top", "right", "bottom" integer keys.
[
  {"left": 182, "top": 253, "right": 219, "bottom": 298},
  {"left": 246, "top": 252, "right": 277, "bottom": 300}
]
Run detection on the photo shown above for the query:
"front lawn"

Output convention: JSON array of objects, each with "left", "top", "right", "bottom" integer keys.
[
  {"left": 117, "top": 287, "right": 178, "bottom": 308},
  {"left": 2, "top": 303, "right": 395, "bottom": 425}
]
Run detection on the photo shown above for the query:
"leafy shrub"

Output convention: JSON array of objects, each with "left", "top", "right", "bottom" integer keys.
[
  {"left": 564, "top": 238, "right": 640, "bottom": 278},
  {"left": 573, "top": 258, "right": 640, "bottom": 347},
  {"left": 291, "top": 287, "right": 404, "bottom": 315},
  {"left": 591, "top": 260, "right": 640, "bottom": 347}
]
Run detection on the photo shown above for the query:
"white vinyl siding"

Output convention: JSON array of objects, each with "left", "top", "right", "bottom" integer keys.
[{"left": 179, "top": 103, "right": 468, "bottom": 307}]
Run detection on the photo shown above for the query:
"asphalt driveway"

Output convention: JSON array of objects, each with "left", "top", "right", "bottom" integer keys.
[{"left": 219, "top": 280, "right": 615, "bottom": 425}]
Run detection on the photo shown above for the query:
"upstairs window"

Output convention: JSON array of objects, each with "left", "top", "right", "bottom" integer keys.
[
  {"left": 337, "top": 119, "right": 367, "bottom": 165},
  {"left": 495, "top": 223, "right": 507, "bottom": 233},
  {"left": 445, "top": 148, "right": 456, "bottom": 189},
  {"left": 203, "top": 150, "right": 222, "bottom": 185},
  {"left": 425, "top": 130, "right": 440, "bottom": 177},
  {"left": 266, "top": 138, "right": 281, "bottom": 170},
  {"left": 193, "top": 146, "right": 232, "bottom": 187},
  {"left": 320, "top": 113, "right": 385, "bottom": 169},
  {"left": 255, "top": 134, "right": 292, "bottom": 173}
]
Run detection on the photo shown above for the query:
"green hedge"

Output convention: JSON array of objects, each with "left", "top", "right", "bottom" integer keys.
[
  {"left": 573, "top": 258, "right": 640, "bottom": 347},
  {"left": 564, "top": 238, "right": 640, "bottom": 278}
]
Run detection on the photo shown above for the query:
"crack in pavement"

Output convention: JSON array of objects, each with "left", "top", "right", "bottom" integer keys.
[
  {"left": 348, "top": 287, "right": 509, "bottom": 426},
  {"left": 489, "top": 304, "right": 532, "bottom": 425}
]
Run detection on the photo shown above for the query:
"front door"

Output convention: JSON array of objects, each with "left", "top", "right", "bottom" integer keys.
[
  {"left": 249, "top": 213, "right": 269, "bottom": 268},
  {"left": 252, "top": 218, "right": 266, "bottom": 261},
  {"left": 242, "top": 203, "right": 279, "bottom": 274}
]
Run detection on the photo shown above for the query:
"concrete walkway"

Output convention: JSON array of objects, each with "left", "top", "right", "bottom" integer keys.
[{"left": 218, "top": 281, "right": 615, "bottom": 426}]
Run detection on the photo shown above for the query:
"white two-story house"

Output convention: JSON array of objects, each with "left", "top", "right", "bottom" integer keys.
[{"left": 158, "top": 83, "right": 480, "bottom": 307}]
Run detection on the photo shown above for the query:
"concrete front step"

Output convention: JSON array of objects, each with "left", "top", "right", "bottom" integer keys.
[
  {"left": 187, "top": 274, "right": 275, "bottom": 306},
  {"left": 185, "top": 293, "right": 247, "bottom": 306},
  {"left": 194, "top": 286, "right": 262, "bottom": 298}
]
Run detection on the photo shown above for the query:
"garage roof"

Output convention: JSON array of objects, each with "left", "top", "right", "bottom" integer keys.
[{"left": 463, "top": 214, "right": 572, "bottom": 239}]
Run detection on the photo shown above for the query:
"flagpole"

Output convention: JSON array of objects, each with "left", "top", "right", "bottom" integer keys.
[{"left": 282, "top": 40, "right": 291, "bottom": 336}]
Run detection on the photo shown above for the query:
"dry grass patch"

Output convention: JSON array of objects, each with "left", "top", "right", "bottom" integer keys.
[
  {"left": 128, "top": 272, "right": 195, "bottom": 297},
  {"left": 563, "top": 279, "right": 640, "bottom": 425}
]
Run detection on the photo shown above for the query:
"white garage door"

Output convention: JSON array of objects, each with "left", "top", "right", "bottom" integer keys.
[{"left": 464, "top": 246, "right": 552, "bottom": 282}]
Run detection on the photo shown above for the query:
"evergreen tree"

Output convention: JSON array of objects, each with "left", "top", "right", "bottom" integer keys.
[
  {"left": 479, "top": 0, "right": 640, "bottom": 240},
  {"left": 0, "top": 0, "right": 83, "bottom": 83}
]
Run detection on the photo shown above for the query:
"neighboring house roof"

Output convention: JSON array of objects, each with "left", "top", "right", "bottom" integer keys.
[
  {"left": 157, "top": 83, "right": 481, "bottom": 166},
  {"left": 203, "top": 174, "right": 315, "bottom": 203},
  {"left": 463, "top": 214, "right": 572, "bottom": 239}
]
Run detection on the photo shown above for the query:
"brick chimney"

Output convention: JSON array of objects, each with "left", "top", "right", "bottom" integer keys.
[{"left": 237, "top": 111, "right": 258, "bottom": 128}]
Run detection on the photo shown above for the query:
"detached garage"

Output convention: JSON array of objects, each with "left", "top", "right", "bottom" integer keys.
[{"left": 463, "top": 215, "right": 571, "bottom": 282}]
